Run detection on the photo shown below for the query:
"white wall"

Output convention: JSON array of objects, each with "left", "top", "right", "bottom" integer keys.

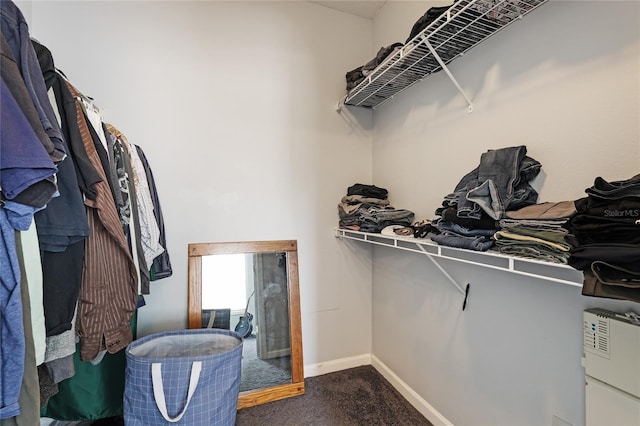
[
  {"left": 28, "top": 0, "right": 375, "bottom": 369},
  {"left": 369, "top": 1, "right": 640, "bottom": 425}
]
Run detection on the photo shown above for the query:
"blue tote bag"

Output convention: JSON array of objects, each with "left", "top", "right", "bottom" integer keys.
[{"left": 124, "top": 329, "right": 243, "bottom": 425}]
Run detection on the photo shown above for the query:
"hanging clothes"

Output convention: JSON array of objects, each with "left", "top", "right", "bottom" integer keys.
[
  {"left": 0, "top": 0, "right": 66, "bottom": 163},
  {"left": 0, "top": 35, "right": 60, "bottom": 170},
  {"left": 2, "top": 2, "right": 173, "bottom": 420},
  {"left": 120, "top": 145, "right": 151, "bottom": 295},
  {"left": 3, "top": 224, "right": 43, "bottom": 426},
  {"left": 106, "top": 124, "right": 165, "bottom": 273},
  {"left": 1, "top": 36, "right": 58, "bottom": 417},
  {"left": 65, "top": 81, "right": 138, "bottom": 362},
  {"left": 135, "top": 145, "right": 173, "bottom": 280},
  {"left": 105, "top": 124, "right": 158, "bottom": 295},
  {"left": 0, "top": 206, "right": 26, "bottom": 419},
  {"left": 41, "top": 314, "right": 137, "bottom": 421},
  {"left": 0, "top": 80, "right": 58, "bottom": 206}
]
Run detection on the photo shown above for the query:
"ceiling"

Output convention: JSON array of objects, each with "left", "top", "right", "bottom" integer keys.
[{"left": 309, "top": 1, "right": 387, "bottom": 19}]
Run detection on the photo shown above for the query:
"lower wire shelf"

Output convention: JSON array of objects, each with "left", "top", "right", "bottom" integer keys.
[{"left": 335, "top": 228, "right": 584, "bottom": 288}]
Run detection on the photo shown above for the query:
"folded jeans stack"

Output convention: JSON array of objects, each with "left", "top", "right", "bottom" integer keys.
[
  {"left": 493, "top": 200, "right": 577, "bottom": 264},
  {"left": 431, "top": 145, "right": 541, "bottom": 252},
  {"left": 338, "top": 183, "right": 414, "bottom": 233}
]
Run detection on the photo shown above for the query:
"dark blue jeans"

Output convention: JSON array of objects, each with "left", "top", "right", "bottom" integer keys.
[
  {"left": 436, "top": 220, "right": 496, "bottom": 237},
  {"left": 447, "top": 146, "right": 541, "bottom": 220},
  {"left": 431, "top": 232, "right": 494, "bottom": 251}
]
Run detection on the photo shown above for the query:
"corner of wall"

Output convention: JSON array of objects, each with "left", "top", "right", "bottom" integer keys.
[
  {"left": 304, "top": 353, "right": 371, "bottom": 377},
  {"left": 371, "top": 355, "right": 454, "bottom": 426}
]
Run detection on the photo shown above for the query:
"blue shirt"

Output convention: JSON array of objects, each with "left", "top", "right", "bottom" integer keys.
[
  {"left": 0, "top": 205, "right": 27, "bottom": 419},
  {"left": 0, "top": 79, "right": 58, "bottom": 203}
]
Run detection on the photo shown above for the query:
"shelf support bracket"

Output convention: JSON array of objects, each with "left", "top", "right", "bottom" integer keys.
[
  {"left": 335, "top": 94, "right": 347, "bottom": 111},
  {"left": 422, "top": 39, "right": 474, "bottom": 113},
  {"left": 417, "top": 245, "right": 470, "bottom": 311}
]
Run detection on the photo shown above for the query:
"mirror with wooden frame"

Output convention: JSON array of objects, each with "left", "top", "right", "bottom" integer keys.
[{"left": 187, "top": 240, "right": 304, "bottom": 409}]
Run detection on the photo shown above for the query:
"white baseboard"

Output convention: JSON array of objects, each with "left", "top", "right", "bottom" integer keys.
[
  {"left": 304, "top": 353, "right": 371, "bottom": 377},
  {"left": 370, "top": 355, "right": 453, "bottom": 426}
]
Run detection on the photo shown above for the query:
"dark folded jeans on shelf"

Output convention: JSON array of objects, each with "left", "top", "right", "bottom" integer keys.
[
  {"left": 440, "top": 206, "right": 498, "bottom": 230},
  {"left": 568, "top": 243, "right": 640, "bottom": 271},
  {"left": 436, "top": 220, "right": 495, "bottom": 237},
  {"left": 431, "top": 232, "right": 494, "bottom": 252},
  {"left": 575, "top": 195, "right": 640, "bottom": 214},
  {"left": 347, "top": 183, "right": 389, "bottom": 200},
  {"left": 567, "top": 215, "right": 640, "bottom": 245},
  {"left": 585, "top": 174, "right": 640, "bottom": 200}
]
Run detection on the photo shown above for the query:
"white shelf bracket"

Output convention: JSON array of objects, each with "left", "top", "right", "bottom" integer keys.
[
  {"left": 335, "top": 94, "right": 347, "bottom": 111},
  {"left": 422, "top": 38, "right": 474, "bottom": 113},
  {"left": 417, "top": 245, "right": 470, "bottom": 311}
]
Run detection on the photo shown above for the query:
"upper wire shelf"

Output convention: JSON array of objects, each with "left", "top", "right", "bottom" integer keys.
[{"left": 340, "top": 0, "right": 549, "bottom": 109}]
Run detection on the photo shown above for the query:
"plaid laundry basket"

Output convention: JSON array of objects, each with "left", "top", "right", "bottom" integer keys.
[{"left": 124, "top": 328, "right": 243, "bottom": 425}]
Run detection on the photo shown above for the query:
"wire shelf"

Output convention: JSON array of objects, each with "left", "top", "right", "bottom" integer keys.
[
  {"left": 335, "top": 228, "right": 584, "bottom": 288},
  {"left": 342, "top": 0, "right": 548, "bottom": 109}
]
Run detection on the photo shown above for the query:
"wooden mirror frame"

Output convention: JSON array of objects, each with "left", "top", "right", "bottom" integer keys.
[{"left": 187, "top": 240, "right": 304, "bottom": 409}]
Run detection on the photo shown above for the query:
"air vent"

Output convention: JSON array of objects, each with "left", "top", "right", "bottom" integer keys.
[
  {"left": 597, "top": 335, "right": 609, "bottom": 353},
  {"left": 597, "top": 319, "right": 608, "bottom": 334},
  {"left": 583, "top": 312, "right": 610, "bottom": 359}
]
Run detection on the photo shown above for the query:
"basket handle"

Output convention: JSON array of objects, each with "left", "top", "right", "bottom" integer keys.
[{"left": 152, "top": 361, "right": 202, "bottom": 422}]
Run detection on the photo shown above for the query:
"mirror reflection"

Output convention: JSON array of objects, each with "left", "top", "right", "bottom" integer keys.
[
  {"left": 187, "top": 240, "right": 304, "bottom": 409},
  {"left": 201, "top": 252, "right": 292, "bottom": 391}
]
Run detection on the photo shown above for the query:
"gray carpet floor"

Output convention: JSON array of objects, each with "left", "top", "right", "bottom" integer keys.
[
  {"left": 240, "top": 335, "right": 291, "bottom": 392},
  {"left": 235, "top": 365, "right": 433, "bottom": 426},
  {"left": 43, "top": 365, "right": 432, "bottom": 425}
]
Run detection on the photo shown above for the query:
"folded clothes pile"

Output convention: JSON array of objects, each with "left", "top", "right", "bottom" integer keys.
[
  {"left": 565, "top": 174, "right": 640, "bottom": 303},
  {"left": 338, "top": 183, "right": 414, "bottom": 233},
  {"left": 345, "top": 4, "right": 452, "bottom": 92},
  {"left": 405, "top": 5, "right": 451, "bottom": 43},
  {"left": 494, "top": 201, "right": 576, "bottom": 264},
  {"left": 431, "top": 145, "right": 541, "bottom": 252},
  {"left": 345, "top": 43, "right": 403, "bottom": 91}
]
